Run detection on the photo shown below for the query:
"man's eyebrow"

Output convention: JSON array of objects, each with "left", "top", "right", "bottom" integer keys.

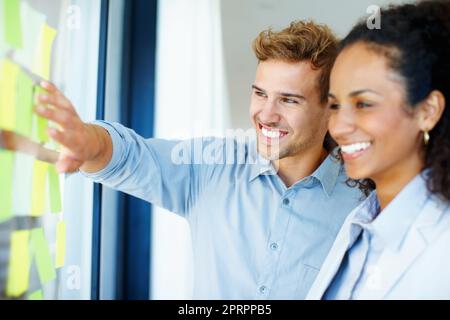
[
  {"left": 252, "top": 85, "right": 306, "bottom": 100},
  {"left": 280, "top": 92, "right": 306, "bottom": 101},
  {"left": 252, "top": 85, "right": 265, "bottom": 92}
]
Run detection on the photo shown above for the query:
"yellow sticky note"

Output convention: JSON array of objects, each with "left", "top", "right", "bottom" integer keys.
[
  {"left": 6, "top": 230, "right": 31, "bottom": 298},
  {"left": 55, "top": 221, "right": 66, "bottom": 268},
  {"left": 0, "top": 150, "right": 14, "bottom": 223},
  {"left": 31, "top": 160, "right": 48, "bottom": 217},
  {"left": 15, "top": 71, "right": 35, "bottom": 137},
  {"left": 3, "top": 0, "right": 23, "bottom": 49},
  {"left": 30, "top": 228, "right": 56, "bottom": 285},
  {"left": 28, "top": 289, "right": 44, "bottom": 300},
  {"left": 0, "top": 59, "right": 20, "bottom": 131},
  {"left": 33, "top": 24, "right": 57, "bottom": 80},
  {"left": 48, "top": 165, "right": 62, "bottom": 213}
]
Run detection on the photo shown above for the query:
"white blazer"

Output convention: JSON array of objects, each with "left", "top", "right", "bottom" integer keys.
[{"left": 307, "top": 190, "right": 450, "bottom": 300}]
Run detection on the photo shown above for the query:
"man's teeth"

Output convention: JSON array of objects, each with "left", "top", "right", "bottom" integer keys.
[
  {"left": 261, "top": 127, "right": 286, "bottom": 138},
  {"left": 340, "top": 142, "right": 372, "bottom": 154}
]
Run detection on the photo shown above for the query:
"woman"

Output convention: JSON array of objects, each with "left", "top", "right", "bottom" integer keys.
[{"left": 307, "top": 1, "right": 450, "bottom": 299}]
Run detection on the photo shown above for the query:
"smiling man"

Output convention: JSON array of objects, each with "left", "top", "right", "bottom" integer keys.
[
  {"left": 35, "top": 21, "right": 363, "bottom": 299},
  {"left": 250, "top": 56, "right": 334, "bottom": 187}
]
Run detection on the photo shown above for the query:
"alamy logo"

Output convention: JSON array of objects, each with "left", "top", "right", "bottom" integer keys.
[
  {"left": 67, "top": 5, "right": 81, "bottom": 30},
  {"left": 169, "top": 129, "right": 277, "bottom": 166},
  {"left": 366, "top": 5, "right": 381, "bottom": 30}
]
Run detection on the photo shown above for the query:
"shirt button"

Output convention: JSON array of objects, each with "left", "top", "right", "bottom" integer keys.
[
  {"left": 282, "top": 198, "right": 290, "bottom": 206},
  {"left": 259, "top": 285, "right": 268, "bottom": 294},
  {"left": 270, "top": 242, "right": 279, "bottom": 251}
]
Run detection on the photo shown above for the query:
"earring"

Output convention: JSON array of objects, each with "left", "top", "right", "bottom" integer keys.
[{"left": 424, "top": 131, "right": 430, "bottom": 145}]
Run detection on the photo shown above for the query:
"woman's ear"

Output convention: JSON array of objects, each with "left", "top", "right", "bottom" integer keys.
[{"left": 417, "top": 90, "right": 446, "bottom": 132}]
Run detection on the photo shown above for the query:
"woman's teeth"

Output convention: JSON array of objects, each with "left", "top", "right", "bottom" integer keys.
[{"left": 340, "top": 142, "right": 372, "bottom": 154}]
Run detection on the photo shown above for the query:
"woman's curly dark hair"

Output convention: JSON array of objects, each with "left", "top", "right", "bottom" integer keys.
[{"left": 334, "top": 0, "right": 450, "bottom": 200}]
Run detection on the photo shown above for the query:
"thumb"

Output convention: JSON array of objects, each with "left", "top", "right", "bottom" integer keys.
[{"left": 56, "top": 153, "right": 84, "bottom": 173}]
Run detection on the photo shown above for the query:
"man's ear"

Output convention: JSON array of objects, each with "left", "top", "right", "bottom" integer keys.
[{"left": 417, "top": 90, "right": 446, "bottom": 132}]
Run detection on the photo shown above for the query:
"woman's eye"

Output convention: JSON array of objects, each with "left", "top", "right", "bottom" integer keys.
[
  {"left": 356, "top": 101, "right": 373, "bottom": 108},
  {"left": 328, "top": 103, "right": 339, "bottom": 110}
]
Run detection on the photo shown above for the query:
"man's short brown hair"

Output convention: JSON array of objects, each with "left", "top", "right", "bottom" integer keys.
[{"left": 252, "top": 21, "right": 338, "bottom": 104}]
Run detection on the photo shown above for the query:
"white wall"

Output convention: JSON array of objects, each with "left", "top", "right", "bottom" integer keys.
[
  {"left": 221, "top": 0, "right": 410, "bottom": 130},
  {"left": 152, "top": 0, "right": 230, "bottom": 300}
]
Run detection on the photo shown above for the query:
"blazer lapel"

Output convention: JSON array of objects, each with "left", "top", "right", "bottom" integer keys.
[
  {"left": 307, "top": 220, "right": 363, "bottom": 299},
  {"left": 377, "top": 197, "right": 449, "bottom": 298},
  {"left": 374, "top": 228, "right": 427, "bottom": 298}
]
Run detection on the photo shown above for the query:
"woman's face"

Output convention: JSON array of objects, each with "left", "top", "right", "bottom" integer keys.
[{"left": 328, "top": 43, "right": 424, "bottom": 183}]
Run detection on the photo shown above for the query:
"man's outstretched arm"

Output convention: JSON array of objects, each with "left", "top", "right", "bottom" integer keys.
[
  {"left": 35, "top": 81, "right": 113, "bottom": 174},
  {"left": 34, "top": 81, "right": 208, "bottom": 215}
]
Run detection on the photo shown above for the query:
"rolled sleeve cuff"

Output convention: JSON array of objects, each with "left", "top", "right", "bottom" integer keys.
[{"left": 80, "top": 120, "right": 125, "bottom": 181}]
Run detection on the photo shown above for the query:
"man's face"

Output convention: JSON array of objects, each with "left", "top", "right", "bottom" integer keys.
[{"left": 250, "top": 59, "right": 329, "bottom": 160}]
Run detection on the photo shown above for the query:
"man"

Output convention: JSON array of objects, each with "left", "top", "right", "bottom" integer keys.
[{"left": 35, "top": 21, "right": 363, "bottom": 299}]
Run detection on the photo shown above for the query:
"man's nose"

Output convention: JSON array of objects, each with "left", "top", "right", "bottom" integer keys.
[{"left": 258, "top": 99, "right": 281, "bottom": 125}]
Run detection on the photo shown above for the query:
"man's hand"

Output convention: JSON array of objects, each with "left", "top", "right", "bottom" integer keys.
[{"left": 34, "top": 81, "right": 112, "bottom": 173}]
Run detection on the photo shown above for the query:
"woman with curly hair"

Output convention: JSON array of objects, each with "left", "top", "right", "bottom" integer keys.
[{"left": 307, "top": 0, "right": 450, "bottom": 299}]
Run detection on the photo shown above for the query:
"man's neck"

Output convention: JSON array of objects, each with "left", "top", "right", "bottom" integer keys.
[{"left": 273, "top": 146, "right": 328, "bottom": 188}]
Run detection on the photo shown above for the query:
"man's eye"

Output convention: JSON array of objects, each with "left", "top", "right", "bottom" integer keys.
[
  {"left": 356, "top": 101, "right": 373, "bottom": 108},
  {"left": 255, "top": 91, "right": 267, "bottom": 98},
  {"left": 282, "top": 98, "right": 298, "bottom": 104}
]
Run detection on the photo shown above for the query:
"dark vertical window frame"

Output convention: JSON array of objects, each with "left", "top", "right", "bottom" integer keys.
[
  {"left": 91, "top": 0, "right": 110, "bottom": 300},
  {"left": 119, "top": 0, "right": 158, "bottom": 300}
]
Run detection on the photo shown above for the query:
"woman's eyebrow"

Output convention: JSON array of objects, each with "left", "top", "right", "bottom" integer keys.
[
  {"left": 328, "top": 89, "right": 382, "bottom": 99},
  {"left": 348, "top": 89, "right": 382, "bottom": 97}
]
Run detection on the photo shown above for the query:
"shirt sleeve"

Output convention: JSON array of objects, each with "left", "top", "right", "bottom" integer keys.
[{"left": 80, "top": 121, "right": 202, "bottom": 217}]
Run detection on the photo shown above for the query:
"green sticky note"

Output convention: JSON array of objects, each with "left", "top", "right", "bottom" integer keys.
[
  {"left": 33, "top": 86, "right": 49, "bottom": 142},
  {"left": 37, "top": 115, "right": 49, "bottom": 142},
  {"left": 33, "top": 23, "right": 56, "bottom": 80},
  {"left": 6, "top": 230, "right": 31, "bottom": 298},
  {"left": 30, "top": 228, "right": 56, "bottom": 285},
  {"left": 48, "top": 165, "right": 62, "bottom": 213},
  {"left": 15, "top": 71, "right": 35, "bottom": 137},
  {"left": 3, "top": 0, "right": 23, "bottom": 48},
  {"left": 0, "top": 150, "right": 14, "bottom": 222},
  {"left": 0, "top": 0, "right": 6, "bottom": 49},
  {"left": 55, "top": 221, "right": 66, "bottom": 268},
  {"left": 0, "top": 59, "right": 20, "bottom": 131},
  {"left": 31, "top": 160, "right": 48, "bottom": 217},
  {"left": 28, "top": 289, "right": 44, "bottom": 300}
]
